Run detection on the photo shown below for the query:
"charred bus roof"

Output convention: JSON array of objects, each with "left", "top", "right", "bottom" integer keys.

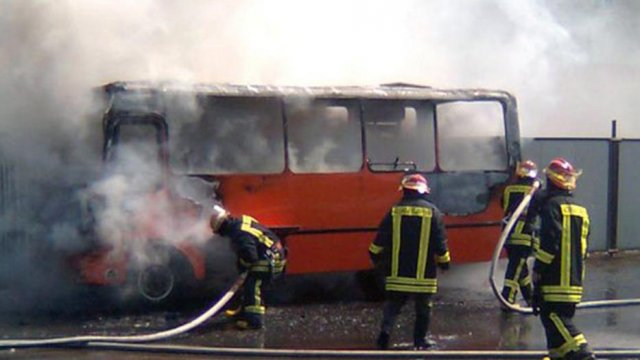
[{"left": 102, "top": 81, "right": 517, "bottom": 103}]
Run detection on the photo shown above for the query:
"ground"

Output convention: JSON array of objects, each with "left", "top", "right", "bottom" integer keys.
[{"left": 0, "top": 252, "right": 639, "bottom": 359}]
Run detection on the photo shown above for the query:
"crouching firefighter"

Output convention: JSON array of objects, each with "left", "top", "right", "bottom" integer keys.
[
  {"left": 500, "top": 160, "right": 539, "bottom": 310},
  {"left": 209, "top": 205, "right": 287, "bottom": 329},
  {"left": 368, "top": 173, "right": 451, "bottom": 350}
]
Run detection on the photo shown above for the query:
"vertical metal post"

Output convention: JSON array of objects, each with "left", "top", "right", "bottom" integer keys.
[{"left": 606, "top": 120, "right": 620, "bottom": 254}]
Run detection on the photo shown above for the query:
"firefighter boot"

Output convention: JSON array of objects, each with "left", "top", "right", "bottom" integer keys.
[
  {"left": 235, "top": 318, "right": 262, "bottom": 330},
  {"left": 414, "top": 336, "right": 436, "bottom": 350},
  {"left": 413, "top": 318, "right": 435, "bottom": 349},
  {"left": 567, "top": 345, "right": 597, "bottom": 360},
  {"left": 376, "top": 331, "right": 390, "bottom": 350},
  {"left": 235, "top": 311, "right": 263, "bottom": 330},
  {"left": 224, "top": 305, "right": 243, "bottom": 319}
]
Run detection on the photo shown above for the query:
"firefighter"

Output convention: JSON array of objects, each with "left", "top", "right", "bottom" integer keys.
[
  {"left": 531, "top": 158, "right": 596, "bottom": 360},
  {"left": 368, "top": 173, "right": 451, "bottom": 350},
  {"left": 209, "top": 205, "right": 287, "bottom": 330},
  {"left": 500, "top": 160, "right": 539, "bottom": 310}
]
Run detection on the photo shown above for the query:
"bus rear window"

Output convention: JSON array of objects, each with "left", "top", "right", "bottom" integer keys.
[
  {"left": 286, "top": 100, "right": 362, "bottom": 173},
  {"left": 364, "top": 100, "right": 436, "bottom": 172},
  {"left": 437, "top": 101, "right": 507, "bottom": 171},
  {"left": 170, "top": 96, "right": 285, "bottom": 174}
]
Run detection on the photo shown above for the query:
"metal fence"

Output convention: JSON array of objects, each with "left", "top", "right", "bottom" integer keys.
[
  {"left": 0, "top": 162, "right": 18, "bottom": 254},
  {"left": 523, "top": 137, "right": 639, "bottom": 252}
]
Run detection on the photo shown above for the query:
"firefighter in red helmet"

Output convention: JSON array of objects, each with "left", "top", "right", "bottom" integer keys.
[
  {"left": 531, "top": 157, "right": 595, "bottom": 360},
  {"left": 209, "top": 205, "right": 287, "bottom": 330},
  {"left": 500, "top": 160, "right": 539, "bottom": 310},
  {"left": 369, "top": 173, "right": 450, "bottom": 350}
]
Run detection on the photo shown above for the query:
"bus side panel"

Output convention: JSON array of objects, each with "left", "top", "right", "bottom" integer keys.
[
  {"left": 214, "top": 172, "right": 505, "bottom": 274},
  {"left": 285, "top": 233, "right": 373, "bottom": 274},
  {"left": 283, "top": 225, "right": 503, "bottom": 274},
  {"left": 446, "top": 225, "right": 502, "bottom": 263},
  {"left": 215, "top": 172, "right": 401, "bottom": 230}
]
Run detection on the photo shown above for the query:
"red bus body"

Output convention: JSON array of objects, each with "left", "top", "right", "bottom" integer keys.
[{"left": 216, "top": 171, "right": 505, "bottom": 274}]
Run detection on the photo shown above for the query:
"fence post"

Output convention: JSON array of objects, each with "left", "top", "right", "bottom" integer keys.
[{"left": 606, "top": 120, "right": 620, "bottom": 254}]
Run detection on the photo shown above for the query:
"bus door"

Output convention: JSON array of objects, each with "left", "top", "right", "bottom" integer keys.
[{"left": 432, "top": 100, "right": 511, "bottom": 262}]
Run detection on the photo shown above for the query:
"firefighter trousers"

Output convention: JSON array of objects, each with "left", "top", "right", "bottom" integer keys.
[
  {"left": 380, "top": 291, "right": 432, "bottom": 347},
  {"left": 239, "top": 273, "right": 266, "bottom": 328},
  {"left": 501, "top": 246, "right": 533, "bottom": 305},
  {"left": 540, "top": 303, "right": 595, "bottom": 360}
]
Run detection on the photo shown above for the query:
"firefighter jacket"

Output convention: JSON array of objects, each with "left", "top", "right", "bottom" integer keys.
[
  {"left": 502, "top": 177, "right": 539, "bottom": 248},
  {"left": 368, "top": 193, "right": 450, "bottom": 294},
  {"left": 533, "top": 188, "right": 590, "bottom": 303},
  {"left": 218, "top": 215, "right": 287, "bottom": 276}
]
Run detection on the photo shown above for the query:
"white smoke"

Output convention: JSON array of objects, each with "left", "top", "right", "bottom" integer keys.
[{"left": 2, "top": 1, "right": 638, "bottom": 147}]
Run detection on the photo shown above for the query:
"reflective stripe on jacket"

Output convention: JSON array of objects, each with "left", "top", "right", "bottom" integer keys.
[
  {"left": 219, "top": 215, "right": 287, "bottom": 274},
  {"left": 502, "top": 178, "right": 538, "bottom": 247}
]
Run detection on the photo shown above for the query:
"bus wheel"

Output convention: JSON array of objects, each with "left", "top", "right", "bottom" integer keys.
[
  {"left": 137, "top": 263, "right": 175, "bottom": 302},
  {"left": 131, "top": 248, "right": 196, "bottom": 306}
]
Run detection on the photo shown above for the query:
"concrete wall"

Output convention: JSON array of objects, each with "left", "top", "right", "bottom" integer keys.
[{"left": 523, "top": 138, "right": 640, "bottom": 252}]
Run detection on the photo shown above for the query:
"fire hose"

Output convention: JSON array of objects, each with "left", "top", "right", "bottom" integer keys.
[
  {"left": 489, "top": 180, "right": 640, "bottom": 314},
  {"left": 0, "top": 272, "right": 247, "bottom": 348}
]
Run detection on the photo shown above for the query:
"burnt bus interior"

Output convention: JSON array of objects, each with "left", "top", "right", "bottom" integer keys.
[{"left": 102, "top": 82, "right": 520, "bottom": 216}]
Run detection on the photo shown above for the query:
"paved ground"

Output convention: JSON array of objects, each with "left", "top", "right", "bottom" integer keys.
[{"left": 0, "top": 252, "right": 639, "bottom": 359}]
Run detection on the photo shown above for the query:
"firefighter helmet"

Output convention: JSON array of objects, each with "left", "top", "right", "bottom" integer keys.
[
  {"left": 400, "top": 173, "right": 430, "bottom": 194},
  {"left": 516, "top": 160, "right": 538, "bottom": 179},
  {"left": 209, "top": 204, "right": 229, "bottom": 233},
  {"left": 543, "top": 157, "right": 582, "bottom": 190}
]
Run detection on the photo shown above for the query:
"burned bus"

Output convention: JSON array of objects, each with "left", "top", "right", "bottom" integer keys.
[{"left": 71, "top": 81, "right": 521, "bottom": 303}]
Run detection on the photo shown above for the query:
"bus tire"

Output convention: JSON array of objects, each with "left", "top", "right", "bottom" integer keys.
[{"left": 131, "top": 246, "right": 196, "bottom": 306}]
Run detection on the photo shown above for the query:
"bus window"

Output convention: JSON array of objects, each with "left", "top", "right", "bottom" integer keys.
[
  {"left": 107, "top": 123, "right": 164, "bottom": 193},
  {"left": 286, "top": 100, "right": 362, "bottom": 173},
  {"left": 436, "top": 101, "right": 507, "bottom": 171},
  {"left": 170, "top": 96, "right": 284, "bottom": 174},
  {"left": 364, "top": 100, "right": 436, "bottom": 172},
  {"left": 111, "top": 91, "right": 157, "bottom": 113}
]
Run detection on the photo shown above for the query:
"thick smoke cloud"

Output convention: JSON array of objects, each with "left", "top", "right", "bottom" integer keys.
[
  {"left": 1, "top": 1, "right": 639, "bottom": 146},
  {"left": 0, "top": 0, "right": 639, "bottom": 311}
]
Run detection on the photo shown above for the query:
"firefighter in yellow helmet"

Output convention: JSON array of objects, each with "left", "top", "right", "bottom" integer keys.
[
  {"left": 368, "top": 173, "right": 450, "bottom": 350},
  {"left": 531, "top": 157, "right": 595, "bottom": 360},
  {"left": 209, "top": 205, "right": 287, "bottom": 330},
  {"left": 500, "top": 160, "right": 539, "bottom": 310}
]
